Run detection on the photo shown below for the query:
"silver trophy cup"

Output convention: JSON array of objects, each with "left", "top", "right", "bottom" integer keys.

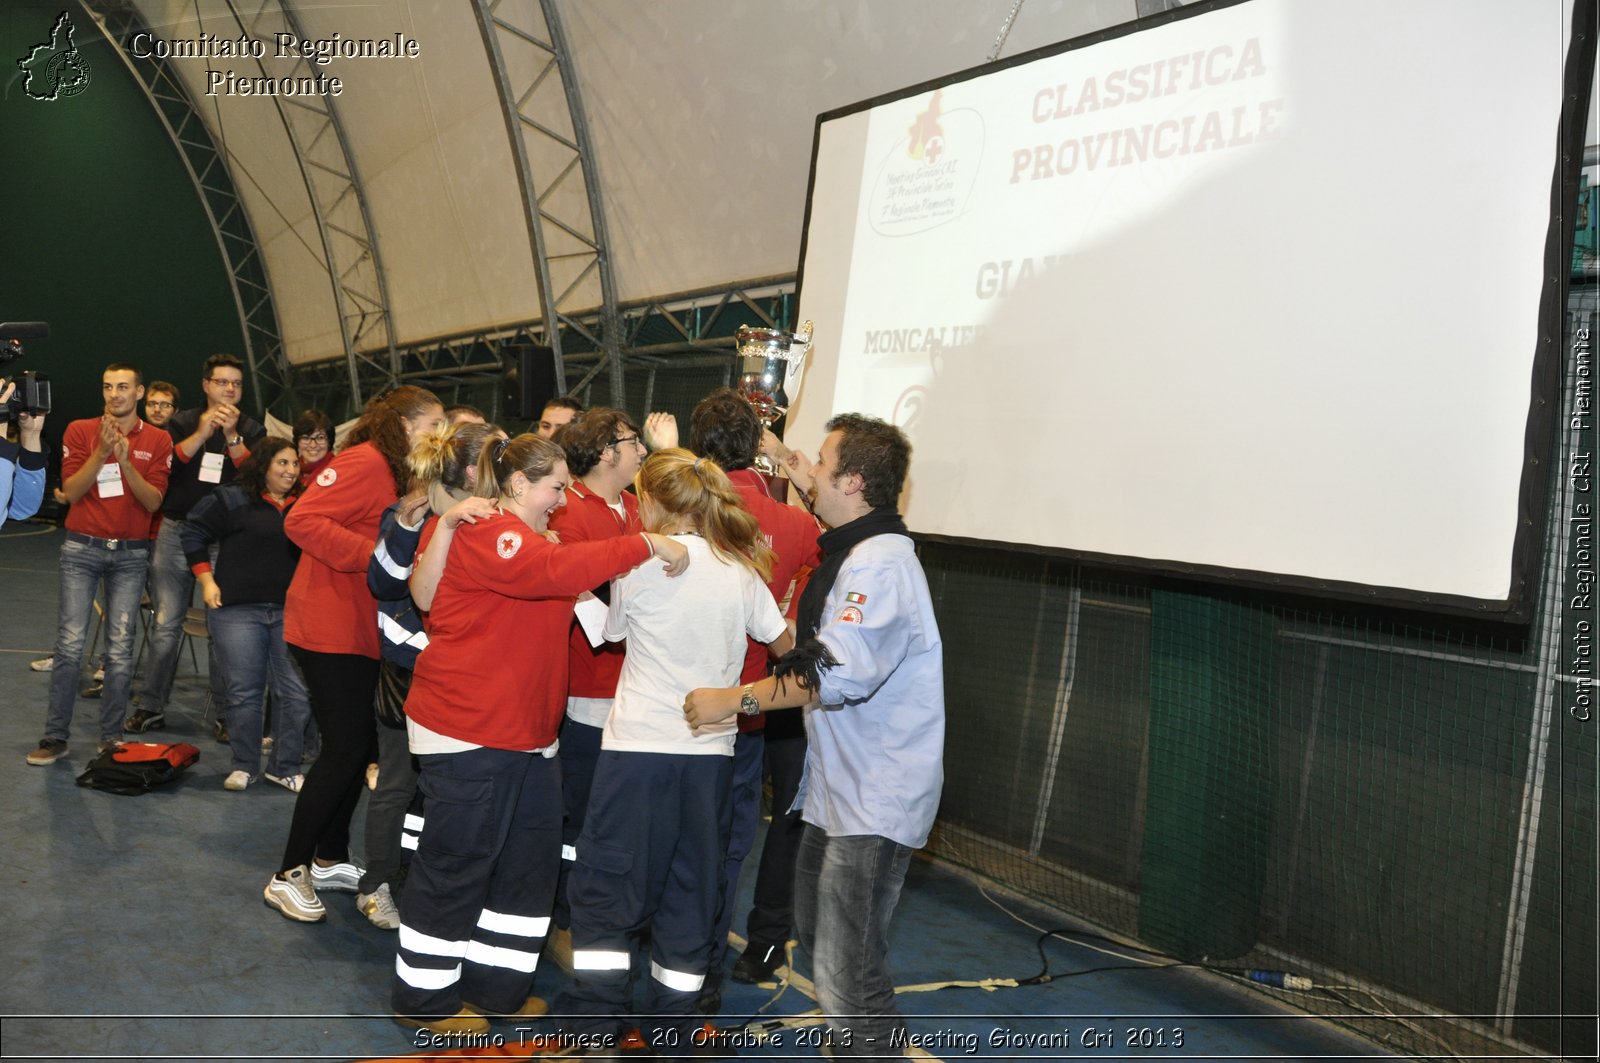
[{"left": 736, "top": 320, "right": 813, "bottom": 473}]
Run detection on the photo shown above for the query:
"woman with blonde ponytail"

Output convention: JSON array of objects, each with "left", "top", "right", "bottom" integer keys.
[
  {"left": 557, "top": 448, "right": 793, "bottom": 1048},
  {"left": 389, "top": 433, "right": 691, "bottom": 1036}
]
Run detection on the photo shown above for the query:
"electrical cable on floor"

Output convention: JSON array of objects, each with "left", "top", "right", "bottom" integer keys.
[{"left": 975, "top": 878, "right": 1468, "bottom": 1052}]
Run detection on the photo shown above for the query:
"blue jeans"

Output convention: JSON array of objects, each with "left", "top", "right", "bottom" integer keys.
[
  {"left": 794, "top": 826, "right": 914, "bottom": 1058},
  {"left": 45, "top": 536, "right": 149, "bottom": 742},
  {"left": 206, "top": 602, "right": 311, "bottom": 778},
  {"left": 140, "top": 518, "right": 222, "bottom": 710}
]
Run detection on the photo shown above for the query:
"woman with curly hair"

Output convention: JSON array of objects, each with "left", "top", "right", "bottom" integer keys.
[
  {"left": 181, "top": 435, "right": 312, "bottom": 791},
  {"left": 264, "top": 385, "right": 445, "bottom": 924}
]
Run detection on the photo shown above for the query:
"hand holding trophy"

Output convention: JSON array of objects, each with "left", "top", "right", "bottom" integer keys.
[{"left": 735, "top": 319, "right": 813, "bottom": 474}]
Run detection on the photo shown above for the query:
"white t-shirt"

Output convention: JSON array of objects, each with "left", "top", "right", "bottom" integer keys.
[{"left": 601, "top": 534, "right": 786, "bottom": 755}]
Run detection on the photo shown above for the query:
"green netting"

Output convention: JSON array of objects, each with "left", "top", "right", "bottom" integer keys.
[{"left": 916, "top": 292, "right": 1597, "bottom": 1060}]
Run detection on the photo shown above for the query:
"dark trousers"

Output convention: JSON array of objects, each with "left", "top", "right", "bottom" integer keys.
[
  {"left": 393, "top": 747, "right": 561, "bottom": 1019},
  {"left": 746, "top": 728, "right": 808, "bottom": 947},
  {"left": 709, "top": 731, "right": 765, "bottom": 973},
  {"left": 359, "top": 661, "right": 420, "bottom": 895},
  {"left": 560, "top": 750, "right": 732, "bottom": 1042},
  {"left": 279, "top": 647, "right": 378, "bottom": 872},
  {"left": 553, "top": 715, "right": 603, "bottom": 928}
]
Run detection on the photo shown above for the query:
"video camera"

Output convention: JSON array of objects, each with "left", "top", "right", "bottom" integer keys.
[{"left": 1, "top": 322, "right": 52, "bottom": 424}]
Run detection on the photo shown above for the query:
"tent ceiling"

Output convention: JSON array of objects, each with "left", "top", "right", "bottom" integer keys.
[{"left": 127, "top": 0, "right": 1140, "bottom": 365}]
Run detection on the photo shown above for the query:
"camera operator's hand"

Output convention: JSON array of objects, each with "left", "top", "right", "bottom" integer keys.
[
  {"left": 17, "top": 407, "right": 45, "bottom": 450},
  {"left": 0, "top": 381, "right": 12, "bottom": 409}
]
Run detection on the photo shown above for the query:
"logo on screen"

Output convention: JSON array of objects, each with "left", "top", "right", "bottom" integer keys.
[
  {"left": 869, "top": 90, "right": 982, "bottom": 237},
  {"left": 17, "top": 12, "right": 91, "bottom": 102}
]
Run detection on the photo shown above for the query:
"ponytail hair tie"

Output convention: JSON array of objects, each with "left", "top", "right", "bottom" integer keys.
[
  {"left": 493, "top": 437, "right": 512, "bottom": 463},
  {"left": 693, "top": 457, "right": 705, "bottom": 474}
]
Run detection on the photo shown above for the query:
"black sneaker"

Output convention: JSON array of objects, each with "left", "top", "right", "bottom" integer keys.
[
  {"left": 80, "top": 680, "right": 103, "bottom": 699},
  {"left": 730, "top": 941, "right": 785, "bottom": 984},
  {"left": 124, "top": 709, "right": 165, "bottom": 734},
  {"left": 695, "top": 970, "right": 723, "bottom": 1015},
  {"left": 26, "top": 738, "right": 68, "bottom": 766}
]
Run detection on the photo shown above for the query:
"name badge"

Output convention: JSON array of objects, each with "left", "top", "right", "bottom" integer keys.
[
  {"left": 96, "top": 462, "right": 124, "bottom": 498},
  {"left": 199, "top": 451, "right": 225, "bottom": 484}
]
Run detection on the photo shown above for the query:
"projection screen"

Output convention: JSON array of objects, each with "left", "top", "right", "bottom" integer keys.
[{"left": 785, "top": 0, "right": 1591, "bottom": 618}]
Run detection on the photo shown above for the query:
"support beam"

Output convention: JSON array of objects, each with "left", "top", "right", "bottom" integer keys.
[
  {"left": 79, "top": 0, "right": 291, "bottom": 416},
  {"left": 473, "top": 0, "right": 626, "bottom": 404}
]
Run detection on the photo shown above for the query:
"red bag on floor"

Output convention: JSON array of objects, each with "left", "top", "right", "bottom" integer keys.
[{"left": 75, "top": 742, "right": 200, "bottom": 795}]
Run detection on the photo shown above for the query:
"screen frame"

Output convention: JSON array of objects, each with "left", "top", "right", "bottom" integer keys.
[{"left": 790, "top": 0, "right": 1596, "bottom": 623}]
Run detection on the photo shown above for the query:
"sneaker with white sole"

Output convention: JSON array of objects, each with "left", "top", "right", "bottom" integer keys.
[
  {"left": 264, "top": 866, "right": 325, "bottom": 922},
  {"left": 311, "top": 860, "right": 365, "bottom": 892},
  {"left": 224, "top": 770, "right": 251, "bottom": 791},
  {"left": 26, "top": 738, "right": 68, "bottom": 765},
  {"left": 264, "top": 772, "right": 303, "bottom": 793},
  {"left": 356, "top": 882, "right": 400, "bottom": 930},
  {"left": 29, "top": 656, "right": 53, "bottom": 672}
]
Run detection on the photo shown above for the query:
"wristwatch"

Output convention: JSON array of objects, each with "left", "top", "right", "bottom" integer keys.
[
  {"left": 739, "top": 683, "right": 760, "bottom": 716},
  {"left": 227, "top": 434, "right": 243, "bottom": 447}
]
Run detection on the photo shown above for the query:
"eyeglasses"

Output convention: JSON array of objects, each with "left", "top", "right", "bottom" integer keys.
[
  {"left": 299, "top": 434, "right": 329, "bottom": 444},
  {"left": 608, "top": 435, "right": 644, "bottom": 450},
  {"left": 207, "top": 377, "right": 243, "bottom": 389},
  {"left": 146, "top": 400, "right": 175, "bottom": 410}
]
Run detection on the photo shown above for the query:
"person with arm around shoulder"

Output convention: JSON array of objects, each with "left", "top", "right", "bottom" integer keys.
[
  {"left": 684, "top": 414, "right": 944, "bottom": 1057},
  {"left": 389, "top": 433, "right": 688, "bottom": 1036}
]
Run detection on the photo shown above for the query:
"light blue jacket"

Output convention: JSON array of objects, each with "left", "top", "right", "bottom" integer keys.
[
  {"left": 0, "top": 438, "right": 46, "bottom": 529},
  {"left": 797, "top": 532, "right": 945, "bottom": 849}
]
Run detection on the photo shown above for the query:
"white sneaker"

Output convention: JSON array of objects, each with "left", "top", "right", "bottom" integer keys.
[
  {"left": 29, "top": 656, "right": 54, "bottom": 672},
  {"left": 264, "top": 772, "right": 303, "bottom": 793},
  {"left": 310, "top": 860, "right": 365, "bottom": 892},
  {"left": 264, "top": 866, "right": 325, "bottom": 922},
  {"left": 356, "top": 882, "right": 400, "bottom": 930},
  {"left": 223, "top": 770, "right": 251, "bottom": 791}
]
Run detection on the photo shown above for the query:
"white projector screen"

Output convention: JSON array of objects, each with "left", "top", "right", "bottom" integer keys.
[{"left": 787, "top": 0, "right": 1590, "bottom": 617}]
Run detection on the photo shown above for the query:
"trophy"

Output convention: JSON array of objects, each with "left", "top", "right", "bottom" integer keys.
[{"left": 735, "top": 319, "right": 813, "bottom": 474}]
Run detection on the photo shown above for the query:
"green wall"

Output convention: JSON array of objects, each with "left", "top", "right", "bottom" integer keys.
[{"left": 2, "top": 1, "right": 247, "bottom": 460}]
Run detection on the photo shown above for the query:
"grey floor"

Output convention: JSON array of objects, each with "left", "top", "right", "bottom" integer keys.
[{"left": 0, "top": 518, "right": 1390, "bottom": 1062}]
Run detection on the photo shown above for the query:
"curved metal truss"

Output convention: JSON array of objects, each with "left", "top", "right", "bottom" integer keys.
[
  {"left": 217, "top": 0, "right": 399, "bottom": 406},
  {"left": 78, "top": 0, "right": 291, "bottom": 412},
  {"left": 285, "top": 277, "right": 797, "bottom": 423},
  {"left": 473, "top": 0, "right": 627, "bottom": 406}
]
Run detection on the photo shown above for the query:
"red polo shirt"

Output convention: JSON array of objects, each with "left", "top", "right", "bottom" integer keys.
[{"left": 60, "top": 417, "right": 172, "bottom": 541}]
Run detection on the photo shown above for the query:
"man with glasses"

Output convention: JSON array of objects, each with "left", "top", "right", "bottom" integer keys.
[
  {"left": 127, "top": 354, "right": 265, "bottom": 733},
  {"left": 143, "top": 382, "right": 179, "bottom": 429}
]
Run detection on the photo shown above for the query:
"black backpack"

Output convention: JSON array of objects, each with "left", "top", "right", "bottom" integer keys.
[{"left": 75, "top": 742, "right": 200, "bottom": 795}]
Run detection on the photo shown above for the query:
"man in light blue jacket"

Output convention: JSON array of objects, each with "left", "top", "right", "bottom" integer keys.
[{"left": 686, "top": 413, "right": 944, "bottom": 1058}]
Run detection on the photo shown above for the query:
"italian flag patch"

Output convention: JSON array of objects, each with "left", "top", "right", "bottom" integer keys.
[{"left": 845, "top": 592, "right": 867, "bottom": 604}]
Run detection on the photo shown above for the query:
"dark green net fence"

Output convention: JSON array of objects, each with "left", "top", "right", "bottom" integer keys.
[{"left": 915, "top": 292, "right": 1597, "bottom": 1061}]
